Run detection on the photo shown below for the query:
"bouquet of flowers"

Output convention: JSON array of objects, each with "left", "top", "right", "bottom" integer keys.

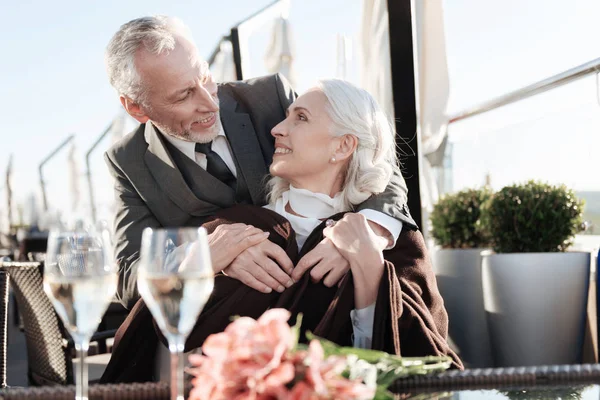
[{"left": 187, "top": 308, "right": 451, "bottom": 400}]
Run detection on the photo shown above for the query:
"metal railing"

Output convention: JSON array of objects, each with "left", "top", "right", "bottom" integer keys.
[
  {"left": 38, "top": 135, "right": 75, "bottom": 212},
  {"left": 448, "top": 57, "right": 600, "bottom": 125},
  {"left": 208, "top": 0, "right": 290, "bottom": 80}
]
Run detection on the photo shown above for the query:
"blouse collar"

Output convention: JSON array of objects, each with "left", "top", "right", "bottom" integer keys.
[{"left": 286, "top": 185, "right": 343, "bottom": 219}]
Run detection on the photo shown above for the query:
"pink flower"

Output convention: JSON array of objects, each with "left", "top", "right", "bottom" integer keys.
[
  {"left": 301, "top": 340, "right": 374, "bottom": 400},
  {"left": 188, "top": 309, "right": 375, "bottom": 400},
  {"left": 288, "top": 381, "right": 318, "bottom": 400}
]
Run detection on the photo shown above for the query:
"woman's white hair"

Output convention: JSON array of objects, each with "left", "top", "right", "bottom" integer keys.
[
  {"left": 105, "top": 16, "right": 195, "bottom": 106},
  {"left": 267, "top": 79, "right": 405, "bottom": 212}
]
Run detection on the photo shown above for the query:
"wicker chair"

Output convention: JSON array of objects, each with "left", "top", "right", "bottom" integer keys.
[{"left": 0, "top": 261, "right": 116, "bottom": 386}]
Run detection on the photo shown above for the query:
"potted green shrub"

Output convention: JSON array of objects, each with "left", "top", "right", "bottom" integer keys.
[
  {"left": 479, "top": 180, "right": 589, "bottom": 367},
  {"left": 430, "top": 187, "right": 493, "bottom": 368}
]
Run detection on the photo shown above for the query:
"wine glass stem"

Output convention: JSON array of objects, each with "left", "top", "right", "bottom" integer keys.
[
  {"left": 75, "top": 340, "right": 89, "bottom": 400},
  {"left": 170, "top": 342, "right": 185, "bottom": 400}
]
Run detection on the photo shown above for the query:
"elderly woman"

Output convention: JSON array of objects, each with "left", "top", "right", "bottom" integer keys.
[{"left": 101, "top": 79, "right": 461, "bottom": 383}]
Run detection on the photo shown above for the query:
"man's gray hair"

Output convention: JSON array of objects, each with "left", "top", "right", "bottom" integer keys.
[
  {"left": 267, "top": 79, "right": 406, "bottom": 212},
  {"left": 105, "top": 16, "right": 194, "bottom": 106}
]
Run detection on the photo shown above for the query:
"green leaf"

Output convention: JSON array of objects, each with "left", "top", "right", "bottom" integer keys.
[
  {"left": 373, "top": 386, "right": 395, "bottom": 400},
  {"left": 305, "top": 332, "right": 452, "bottom": 388},
  {"left": 291, "top": 313, "right": 303, "bottom": 351}
]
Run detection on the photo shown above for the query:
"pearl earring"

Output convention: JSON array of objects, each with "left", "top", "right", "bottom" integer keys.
[{"left": 330, "top": 156, "right": 336, "bottom": 163}]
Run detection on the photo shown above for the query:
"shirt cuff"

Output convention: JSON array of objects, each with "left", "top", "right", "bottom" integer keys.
[
  {"left": 358, "top": 209, "right": 403, "bottom": 249},
  {"left": 350, "top": 303, "right": 376, "bottom": 349}
]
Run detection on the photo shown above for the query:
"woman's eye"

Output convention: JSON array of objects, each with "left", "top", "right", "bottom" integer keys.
[{"left": 298, "top": 113, "right": 307, "bottom": 121}]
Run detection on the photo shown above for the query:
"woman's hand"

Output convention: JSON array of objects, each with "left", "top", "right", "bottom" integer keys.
[
  {"left": 323, "top": 213, "right": 387, "bottom": 308},
  {"left": 207, "top": 224, "right": 270, "bottom": 273}
]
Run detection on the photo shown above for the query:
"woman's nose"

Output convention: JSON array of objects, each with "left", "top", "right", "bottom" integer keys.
[{"left": 271, "top": 120, "right": 287, "bottom": 137}]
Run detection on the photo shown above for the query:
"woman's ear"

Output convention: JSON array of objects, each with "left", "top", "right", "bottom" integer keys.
[
  {"left": 120, "top": 96, "right": 150, "bottom": 124},
  {"left": 333, "top": 134, "right": 358, "bottom": 162}
]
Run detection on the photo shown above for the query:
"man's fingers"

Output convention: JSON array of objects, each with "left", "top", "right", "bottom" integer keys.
[
  {"left": 230, "top": 268, "right": 272, "bottom": 294},
  {"left": 259, "top": 256, "right": 294, "bottom": 289},
  {"left": 263, "top": 241, "right": 294, "bottom": 275},
  {"left": 293, "top": 250, "right": 321, "bottom": 281},
  {"left": 247, "top": 261, "right": 287, "bottom": 292},
  {"left": 322, "top": 267, "right": 347, "bottom": 288},
  {"left": 229, "top": 223, "right": 251, "bottom": 230},
  {"left": 236, "top": 231, "right": 269, "bottom": 252},
  {"left": 309, "top": 261, "right": 332, "bottom": 283}
]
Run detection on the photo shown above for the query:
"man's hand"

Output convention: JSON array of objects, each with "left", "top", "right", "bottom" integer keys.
[
  {"left": 323, "top": 213, "right": 387, "bottom": 309},
  {"left": 292, "top": 237, "right": 350, "bottom": 287},
  {"left": 323, "top": 214, "right": 387, "bottom": 269},
  {"left": 366, "top": 220, "right": 394, "bottom": 250},
  {"left": 223, "top": 239, "right": 294, "bottom": 294},
  {"left": 207, "top": 224, "right": 270, "bottom": 272}
]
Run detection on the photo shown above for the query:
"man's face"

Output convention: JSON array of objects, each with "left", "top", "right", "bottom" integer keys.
[{"left": 134, "top": 36, "right": 220, "bottom": 143}]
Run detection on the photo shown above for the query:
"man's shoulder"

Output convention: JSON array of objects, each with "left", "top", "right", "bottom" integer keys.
[
  {"left": 106, "top": 123, "right": 147, "bottom": 164},
  {"left": 219, "top": 73, "right": 295, "bottom": 110},
  {"left": 220, "top": 73, "right": 279, "bottom": 92}
]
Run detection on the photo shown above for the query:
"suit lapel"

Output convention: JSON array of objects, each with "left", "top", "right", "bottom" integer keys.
[
  {"left": 143, "top": 123, "right": 221, "bottom": 216},
  {"left": 219, "top": 92, "right": 269, "bottom": 204}
]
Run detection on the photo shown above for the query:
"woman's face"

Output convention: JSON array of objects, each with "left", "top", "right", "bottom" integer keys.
[{"left": 270, "top": 88, "right": 344, "bottom": 193}]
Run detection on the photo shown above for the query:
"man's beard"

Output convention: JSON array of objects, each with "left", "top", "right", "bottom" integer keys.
[{"left": 152, "top": 113, "right": 221, "bottom": 144}]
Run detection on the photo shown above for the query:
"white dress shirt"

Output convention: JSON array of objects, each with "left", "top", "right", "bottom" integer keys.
[{"left": 159, "top": 120, "right": 238, "bottom": 178}]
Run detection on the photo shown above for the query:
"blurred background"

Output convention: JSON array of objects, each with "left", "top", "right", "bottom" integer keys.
[
  {"left": 0, "top": 0, "right": 599, "bottom": 237},
  {"left": 3, "top": 0, "right": 600, "bottom": 386}
]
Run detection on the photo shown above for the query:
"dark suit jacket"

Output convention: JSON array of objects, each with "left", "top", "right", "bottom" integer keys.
[{"left": 105, "top": 74, "right": 415, "bottom": 309}]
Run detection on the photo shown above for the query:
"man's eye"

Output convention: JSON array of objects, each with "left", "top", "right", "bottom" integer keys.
[{"left": 180, "top": 90, "right": 192, "bottom": 101}]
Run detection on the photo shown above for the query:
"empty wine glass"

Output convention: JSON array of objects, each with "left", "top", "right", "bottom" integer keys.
[
  {"left": 43, "top": 227, "right": 117, "bottom": 400},
  {"left": 138, "top": 227, "right": 214, "bottom": 400}
]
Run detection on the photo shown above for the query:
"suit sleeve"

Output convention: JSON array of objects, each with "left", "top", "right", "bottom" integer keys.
[
  {"left": 274, "top": 73, "right": 297, "bottom": 112},
  {"left": 356, "top": 168, "right": 416, "bottom": 229},
  {"left": 105, "top": 151, "right": 161, "bottom": 309}
]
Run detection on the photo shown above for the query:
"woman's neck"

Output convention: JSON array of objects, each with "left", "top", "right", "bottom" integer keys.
[{"left": 288, "top": 171, "right": 344, "bottom": 198}]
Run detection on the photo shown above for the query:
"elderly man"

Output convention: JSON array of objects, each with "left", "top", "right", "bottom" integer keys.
[{"left": 104, "top": 15, "right": 414, "bottom": 309}]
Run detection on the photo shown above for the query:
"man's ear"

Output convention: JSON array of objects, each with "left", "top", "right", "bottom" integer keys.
[
  {"left": 120, "top": 96, "right": 150, "bottom": 124},
  {"left": 333, "top": 134, "right": 358, "bottom": 162}
]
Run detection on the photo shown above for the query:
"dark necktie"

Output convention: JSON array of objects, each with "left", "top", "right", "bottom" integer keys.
[{"left": 195, "top": 142, "right": 237, "bottom": 188}]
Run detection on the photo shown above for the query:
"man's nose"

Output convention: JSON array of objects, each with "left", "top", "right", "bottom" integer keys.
[{"left": 196, "top": 84, "right": 219, "bottom": 112}]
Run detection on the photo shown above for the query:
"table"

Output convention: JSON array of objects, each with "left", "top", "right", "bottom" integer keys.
[
  {"left": 3, "top": 364, "right": 600, "bottom": 399},
  {"left": 395, "top": 364, "right": 600, "bottom": 399}
]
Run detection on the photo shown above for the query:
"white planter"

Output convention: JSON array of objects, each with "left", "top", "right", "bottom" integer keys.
[
  {"left": 433, "top": 248, "right": 494, "bottom": 368},
  {"left": 482, "top": 251, "right": 591, "bottom": 367}
]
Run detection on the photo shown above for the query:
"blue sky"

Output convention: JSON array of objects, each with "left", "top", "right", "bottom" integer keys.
[{"left": 1, "top": 0, "right": 599, "bottom": 226}]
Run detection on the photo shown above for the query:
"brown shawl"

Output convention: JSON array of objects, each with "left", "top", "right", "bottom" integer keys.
[{"left": 100, "top": 205, "right": 462, "bottom": 383}]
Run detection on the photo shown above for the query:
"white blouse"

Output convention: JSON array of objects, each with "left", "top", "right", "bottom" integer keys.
[{"left": 264, "top": 185, "right": 375, "bottom": 349}]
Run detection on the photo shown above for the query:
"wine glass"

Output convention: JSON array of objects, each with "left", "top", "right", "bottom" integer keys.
[
  {"left": 138, "top": 227, "right": 214, "bottom": 400},
  {"left": 43, "top": 227, "right": 117, "bottom": 400}
]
